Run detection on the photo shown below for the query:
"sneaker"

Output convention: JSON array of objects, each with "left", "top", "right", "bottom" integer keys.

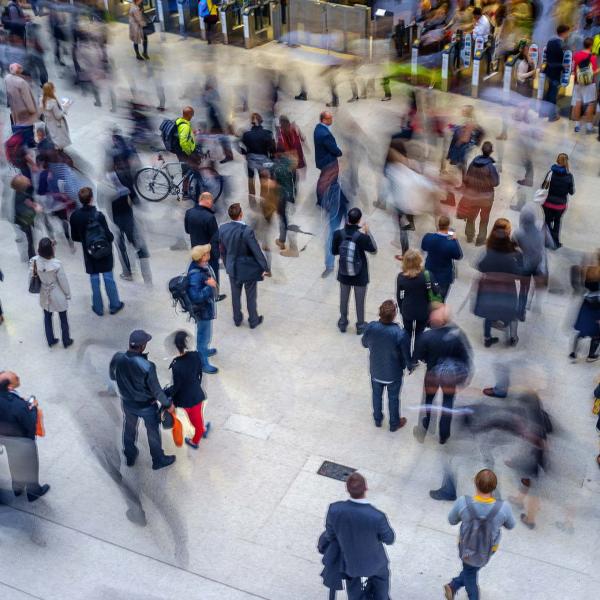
[
  {"left": 347, "top": 96, "right": 359, "bottom": 103},
  {"left": 429, "top": 488, "right": 457, "bottom": 501},
  {"left": 185, "top": 437, "right": 199, "bottom": 449},
  {"left": 152, "top": 455, "right": 176, "bottom": 470},
  {"left": 202, "top": 364, "right": 219, "bottom": 374},
  {"left": 484, "top": 336, "right": 499, "bottom": 348},
  {"left": 27, "top": 484, "right": 50, "bottom": 502},
  {"left": 109, "top": 302, "right": 125, "bottom": 315},
  {"left": 443, "top": 584, "right": 455, "bottom": 599},
  {"left": 574, "top": 125, "right": 581, "bottom": 133},
  {"left": 203, "top": 422, "right": 211, "bottom": 439},
  {"left": 216, "top": 294, "right": 227, "bottom": 302},
  {"left": 381, "top": 96, "right": 392, "bottom": 101}
]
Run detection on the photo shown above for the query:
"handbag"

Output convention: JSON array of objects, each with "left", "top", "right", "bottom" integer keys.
[
  {"left": 36, "top": 407, "right": 46, "bottom": 437},
  {"left": 424, "top": 270, "right": 443, "bottom": 304},
  {"left": 172, "top": 415, "right": 183, "bottom": 447},
  {"left": 29, "top": 259, "right": 41, "bottom": 294},
  {"left": 142, "top": 14, "right": 156, "bottom": 35},
  {"left": 533, "top": 170, "right": 552, "bottom": 204}
]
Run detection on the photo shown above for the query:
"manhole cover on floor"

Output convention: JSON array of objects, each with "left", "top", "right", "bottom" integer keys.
[{"left": 317, "top": 461, "right": 356, "bottom": 482}]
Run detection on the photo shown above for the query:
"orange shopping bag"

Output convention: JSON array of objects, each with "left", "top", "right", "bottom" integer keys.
[
  {"left": 172, "top": 415, "right": 183, "bottom": 447},
  {"left": 36, "top": 407, "right": 45, "bottom": 437}
]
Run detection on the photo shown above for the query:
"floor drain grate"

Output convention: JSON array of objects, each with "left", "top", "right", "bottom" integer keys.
[{"left": 317, "top": 461, "right": 356, "bottom": 482}]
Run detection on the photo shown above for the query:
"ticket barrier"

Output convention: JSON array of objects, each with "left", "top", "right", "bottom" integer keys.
[
  {"left": 242, "top": 1, "right": 273, "bottom": 48},
  {"left": 270, "top": 0, "right": 286, "bottom": 41},
  {"left": 440, "top": 37, "right": 462, "bottom": 92},
  {"left": 470, "top": 36, "right": 495, "bottom": 98},
  {"left": 155, "top": 0, "right": 181, "bottom": 31},
  {"left": 220, "top": 0, "right": 245, "bottom": 44}
]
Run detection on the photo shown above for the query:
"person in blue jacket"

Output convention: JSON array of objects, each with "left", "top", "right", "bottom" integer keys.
[
  {"left": 421, "top": 215, "right": 463, "bottom": 301},
  {"left": 314, "top": 111, "right": 342, "bottom": 206},
  {"left": 187, "top": 244, "right": 218, "bottom": 374}
]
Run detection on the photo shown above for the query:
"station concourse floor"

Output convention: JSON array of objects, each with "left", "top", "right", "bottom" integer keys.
[{"left": 0, "top": 21, "right": 599, "bottom": 600}]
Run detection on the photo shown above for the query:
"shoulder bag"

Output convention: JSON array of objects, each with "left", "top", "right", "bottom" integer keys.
[
  {"left": 533, "top": 170, "right": 552, "bottom": 204},
  {"left": 29, "top": 259, "right": 41, "bottom": 294}
]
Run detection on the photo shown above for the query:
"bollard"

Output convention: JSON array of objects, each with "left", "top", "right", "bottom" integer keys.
[
  {"left": 503, "top": 54, "right": 516, "bottom": 102},
  {"left": 220, "top": 7, "right": 229, "bottom": 44},
  {"left": 411, "top": 39, "right": 419, "bottom": 84},
  {"left": 441, "top": 43, "right": 451, "bottom": 92},
  {"left": 471, "top": 49, "right": 483, "bottom": 97}
]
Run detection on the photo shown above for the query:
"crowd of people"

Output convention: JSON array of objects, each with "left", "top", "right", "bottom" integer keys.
[{"left": 0, "top": 1, "right": 599, "bottom": 599}]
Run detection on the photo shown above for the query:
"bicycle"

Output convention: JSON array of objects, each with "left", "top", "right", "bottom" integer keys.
[{"left": 134, "top": 151, "right": 224, "bottom": 202}]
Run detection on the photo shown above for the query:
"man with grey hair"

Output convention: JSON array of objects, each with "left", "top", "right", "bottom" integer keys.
[{"left": 5, "top": 63, "right": 39, "bottom": 147}]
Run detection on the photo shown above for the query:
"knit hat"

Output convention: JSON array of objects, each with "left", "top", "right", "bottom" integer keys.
[{"left": 191, "top": 244, "right": 211, "bottom": 262}]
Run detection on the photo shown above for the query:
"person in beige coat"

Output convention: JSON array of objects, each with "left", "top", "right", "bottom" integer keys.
[
  {"left": 4, "top": 63, "right": 39, "bottom": 147},
  {"left": 40, "top": 82, "right": 71, "bottom": 150},
  {"left": 129, "top": 0, "right": 148, "bottom": 60},
  {"left": 29, "top": 238, "right": 73, "bottom": 348}
]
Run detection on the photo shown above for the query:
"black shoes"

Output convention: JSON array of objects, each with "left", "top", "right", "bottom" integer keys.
[
  {"left": 356, "top": 323, "right": 367, "bottom": 335},
  {"left": 216, "top": 294, "right": 227, "bottom": 302},
  {"left": 295, "top": 93, "right": 307, "bottom": 101},
  {"left": 249, "top": 316, "right": 264, "bottom": 329},
  {"left": 429, "top": 488, "right": 457, "bottom": 501},
  {"left": 484, "top": 337, "right": 499, "bottom": 348},
  {"left": 374, "top": 420, "right": 382, "bottom": 428},
  {"left": 390, "top": 417, "right": 407, "bottom": 432},
  {"left": 483, "top": 387, "right": 507, "bottom": 398},
  {"left": 48, "top": 338, "right": 59, "bottom": 347},
  {"left": 125, "top": 450, "right": 139, "bottom": 467},
  {"left": 64, "top": 338, "right": 74, "bottom": 348},
  {"left": 337, "top": 319, "right": 348, "bottom": 333},
  {"left": 152, "top": 455, "right": 176, "bottom": 470},
  {"left": 27, "top": 484, "right": 50, "bottom": 502}
]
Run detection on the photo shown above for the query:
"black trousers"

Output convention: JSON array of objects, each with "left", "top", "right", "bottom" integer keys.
[
  {"left": 403, "top": 318, "right": 426, "bottom": 357},
  {"left": 230, "top": 279, "right": 259, "bottom": 326},
  {"left": 122, "top": 403, "right": 165, "bottom": 466},
  {"left": 339, "top": 284, "right": 366, "bottom": 326},
  {"left": 543, "top": 206, "right": 565, "bottom": 247},
  {"left": 18, "top": 223, "right": 35, "bottom": 259},
  {"left": 43, "top": 309, "right": 70, "bottom": 346},
  {"left": 0, "top": 435, "right": 44, "bottom": 497},
  {"left": 346, "top": 568, "right": 391, "bottom": 600},
  {"left": 422, "top": 383, "right": 456, "bottom": 442},
  {"left": 114, "top": 214, "right": 149, "bottom": 276}
]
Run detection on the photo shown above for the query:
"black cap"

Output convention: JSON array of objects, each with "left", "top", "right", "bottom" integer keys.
[{"left": 129, "top": 330, "right": 152, "bottom": 347}]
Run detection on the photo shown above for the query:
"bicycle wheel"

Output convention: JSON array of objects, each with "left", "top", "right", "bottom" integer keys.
[
  {"left": 134, "top": 167, "right": 171, "bottom": 202},
  {"left": 197, "top": 167, "right": 224, "bottom": 202}
]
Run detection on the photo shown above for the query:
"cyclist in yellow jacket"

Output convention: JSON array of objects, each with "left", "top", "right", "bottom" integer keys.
[{"left": 176, "top": 106, "right": 200, "bottom": 199}]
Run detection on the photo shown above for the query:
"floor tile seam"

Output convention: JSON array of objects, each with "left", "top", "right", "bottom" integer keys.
[
  {"left": 3, "top": 505, "right": 271, "bottom": 600},
  {"left": 0, "top": 579, "right": 45, "bottom": 600}
]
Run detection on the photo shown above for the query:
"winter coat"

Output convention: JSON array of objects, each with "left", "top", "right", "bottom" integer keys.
[
  {"left": 474, "top": 248, "right": 523, "bottom": 323},
  {"left": 4, "top": 73, "right": 39, "bottom": 126},
  {"left": 40, "top": 98, "right": 71, "bottom": 150},
  {"left": 69, "top": 206, "right": 115, "bottom": 275},
  {"left": 29, "top": 256, "right": 71, "bottom": 313},
  {"left": 396, "top": 271, "right": 439, "bottom": 322},
  {"left": 543, "top": 164, "right": 574, "bottom": 211},
  {"left": 574, "top": 276, "right": 600, "bottom": 338},
  {"left": 463, "top": 154, "right": 500, "bottom": 205},
  {"left": 129, "top": 4, "right": 145, "bottom": 44},
  {"left": 187, "top": 262, "right": 216, "bottom": 321}
]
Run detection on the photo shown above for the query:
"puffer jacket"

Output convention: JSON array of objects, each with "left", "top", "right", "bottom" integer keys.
[
  {"left": 543, "top": 164, "right": 574, "bottom": 210},
  {"left": 463, "top": 154, "right": 500, "bottom": 201},
  {"left": 187, "top": 262, "right": 216, "bottom": 321}
]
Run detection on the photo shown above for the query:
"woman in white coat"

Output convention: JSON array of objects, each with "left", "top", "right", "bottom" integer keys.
[
  {"left": 29, "top": 238, "right": 73, "bottom": 348},
  {"left": 129, "top": 0, "right": 148, "bottom": 60},
  {"left": 40, "top": 82, "right": 71, "bottom": 150}
]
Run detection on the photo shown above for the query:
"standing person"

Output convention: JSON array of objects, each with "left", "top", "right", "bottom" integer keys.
[
  {"left": 184, "top": 191, "right": 225, "bottom": 300},
  {"left": 129, "top": 0, "right": 148, "bottom": 61},
  {"left": 11, "top": 174, "right": 40, "bottom": 260},
  {"left": 413, "top": 304, "right": 472, "bottom": 445},
  {"left": 571, "top": 37, "right": 597, "bottom": 133},
  {"left": 110, "top": 330, "right": 176, "bottom": 470},
  {"left": 187, "top": 245, "right": 219, "bottom": 374},
  {"left": 515, "top": 43, "right": 536, "bottom": 98},
  {"left": 314, "top": 111, "right": 342, "bottom": 206},
  {"left": 542, "top": 24, "right": 570, "bottom": 122},
  {"left": 167, "top": 331, "right": 210, "bottom": 450},
  {"left": 219, "top": 203, "right": 268, "bottom": 329},
  {"left": 332, "top": 207, "right": 377, "bottom": 334},
  {"left": 39, "top": 82, "right": 71, "bottom": 150},
  {"left": 4, "top": 63, "right": 39, "bottom": 147},
  {"left": 239, "top": 113, "right": 275, "bottom": 205},
  {"left": 321, "top": 472, "right": 395, "bottom": 599},
  {"left": 443, "top": 469, "right": 515, "bottom": 600},
  {"left": 29, "top": 238, "right": 73, "bottom": 348},
  {"left": 69, "top": 187, "right": 124, "bottom": 317},
  {"left": 421, "top": 216, "right": 463, "bottom": 301},
  {"left": 474, "top": 218, "right": 523, "bottom": 347},
  {"left": 396, "top": 249, "right": 439, "bottom": 357},
  {"left": 199, "top": 0, "right": 219, "bottom": 44},
  {"left": 0, "top": 371, "right": 50, "bottom": 502},
  {"left": 570, "top": 255, "right": 600, "bottom": 362},
  {"left": 459, "top": 141, "right": 499, "bottom": 246},
  {"left": 541, "top": 153, "right": 574, "bottom": 249},
  {"left": 361, "top": 300, "right": 411, "bottom": 431}
]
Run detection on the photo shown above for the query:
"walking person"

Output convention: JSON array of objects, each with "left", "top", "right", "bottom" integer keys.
[
  {"left": 421, "top": 216, "right": 463, "bottom": 301},
  {"left": 332, "top": 207, "right": 377, "bottom": 334},
  {"left": 571, "top": 37, "right": 597, "bottom": 133},
  {"left": 29, "top": 238, "right": 73, "bottom": 348},
  {"left": 11, "top": 174, "right": 40, "bottom": 260},
  {"left": 4, "top": 63, "right": 39, "bottom": 147},
  {"left": 361, "top": 300, "right": 411, "bottom": 431},
  {"left": 239, "top": 113, "right": 275, "bottom": 205},
  {"left": 219, "top": 203, "right": 268, "bottom": 329},
  {"left": 320, "top": 472, "right": 395, "bottom": 599},
  {"left": 0, "top": 371, "right": 51, "bottom": 502},
  {"left": 474, "top": 218, "right": 523, "bottom": 347},
  {"left": 542, "top": 24, "right": 570, "bottom": 122},
  {"left": 129, "top": 0, "right": 149, "bottom": 61},
  {"left": 187, "top": 245, "right": 219, "bottom": 374},
  {"left": 443, "top": 469, "right": 515, "bottom": 600},
  {"left": 39, "top": 82, "right": 71, "bottom": 151},
  {"left": 396, "top": 249, "right": 440, "bottom": 357},
  {"left": 166, "top": 331, "right": 211, "bottom": 450},
  {"left": 110, "top": 330, "right": 176, "bottom": 470},
  {"left": 541, "top": 153, "right": 574, "bottom": 249},
  {"left": 69, "top": 187, "right": 124, "bottom": 317},
  {"left": 276, "top": 115, "right": 307, "bottom": 197}
]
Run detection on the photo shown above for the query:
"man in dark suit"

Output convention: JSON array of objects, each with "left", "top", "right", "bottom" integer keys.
[
  {"left": 323, "top": 472, "right": 395, "bottom": 599},
  {"left": 219, "top": 202, "right": 268, "bottom": 329},
  {"left": 184, "top": 191, "right": 225, "bottom": 300},
  {"left": 542, "top": 24, "right": 570, "bottom": 122},
  {"left": 314, "top": 111, "right": 342, "bottom": 206}
]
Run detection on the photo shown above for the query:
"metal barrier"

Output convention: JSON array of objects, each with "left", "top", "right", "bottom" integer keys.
[
  {"left": 220, "top": 0, "right": 245, "bottom": 44},
  {"left": 242, "top": 1, "right": 273, "bottom": 48}
]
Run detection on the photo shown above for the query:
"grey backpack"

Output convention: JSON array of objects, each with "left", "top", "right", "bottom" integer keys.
[{"left": 458, "top": 496, "right": 503, "bottom": 567}]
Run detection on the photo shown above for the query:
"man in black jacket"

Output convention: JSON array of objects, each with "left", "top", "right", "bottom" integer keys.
[
  {"left": 110, "top": 330, "right": 175, "bottom": 470},
  {"left": 322, "top": 472, "right": 395, "bottom": 600},
  {"left": 184, "top": 191, "right": 225, "bottom": 300},
  {"left": 0, "top": 371, "right": 50, "bottom": 501},
  {"left": 542, "top": 24, "right": 570, "bottom": 122},
  {"left": 332, "top": 207, "right": 377, "bottom": 334},
  {"left": 240, "top": 113, "right": 275, "bottom": 204}
]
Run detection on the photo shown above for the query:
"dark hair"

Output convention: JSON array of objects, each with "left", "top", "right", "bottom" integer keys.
[
  {"left": 78, "top": 187, "right": 93, "bottom": 205},
  {"left": 251, "top": 112, "right": 263, "bottom": 125},
  {"left": 481, "top": 141, "right": 493, "bottom": 156},
  {"left": 473, "top": 6, "right": 482, "bottom": 16},
  {"left": 37, "top": 237, "right": 54, "bottom": 259},
  {"left": 228, "top": 202, "right": 242, "bottom": 220},
  {"left": 0, "top": 374, "right": 9, "bottom": 392},
  {"left": 556, "top": 24, "right": 570, "bottom": 36},
  {"left": 347, "top": 207, "right": 362, "bottom": 225},
  {"left": 486, "top": 218, "right": 516, "bottom": 252},
  {"left": 583, "top": 36, "right": 594, "bottom": 50},
  {"left": 174, "top": 330, "right": 188, "bottom": 353},
  {"left": 438, "top": 215, "right": 451, "bottom": 230},
  {"left": 475, "top": 469, "right": 497, "bottom": 494},
  {"left": 346, "top": 472, "right": 367, "bottom": 499},
  {"left": 379, "top": 300, "right": 397, "bottom": 324}
]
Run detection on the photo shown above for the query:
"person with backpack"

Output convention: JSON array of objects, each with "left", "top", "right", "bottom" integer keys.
[
  {"left": 187, "top": 244, "right": 219, "bottom": 374},
  {"left": 571, "top": 36, "right": 598, "bottom": 133},
  {"left": 542, "top": 24, "right": 570, "bottom": 122},
  {"left": 69, "top": 187, "right": 124, "bottom": 317},
  {"left": 541, "top": 152, "right": 575, "bottom": 249},
  {"left": 332, "top": 207, "right": 377, "bottom": 335},
  {"left": 443, "top": 469, "right": 515, "bottom": 600},
  {"left": 199, "top": 0, "right": 218, "bottom": 44}
]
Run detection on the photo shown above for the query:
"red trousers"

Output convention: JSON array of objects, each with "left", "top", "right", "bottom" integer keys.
[{"left": 184, "top": 403, "right": 205, "bottom": 444}]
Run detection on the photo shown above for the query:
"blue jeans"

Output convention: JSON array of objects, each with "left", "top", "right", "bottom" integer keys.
[
  {"left": 196, "top": 319, "right": 213, "bottom": 366},
  {"left": 371, "top": 378, "right": 402, "bottom": 428},
  {"left": 543, "top": 78, "right": 560, "bottom": 119},
  {"left": 90, "top": 271, "right": 121, "bottom": 315},
  {"left": 450, "top": 562, "right": 480, "bottom": 599},
  {"left": 325, "top": 204, "right": 346, "bottom": 270}
]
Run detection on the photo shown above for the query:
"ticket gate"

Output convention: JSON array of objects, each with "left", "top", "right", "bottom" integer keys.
[
  {"left": 220, "top": 0, "right": 245, "bottom": 45},
  {"left": 243, "top": 0, "right": 272, "bottom": 48},
  {"left": 155, "top": 0, "right": 180, "bottom": 31}
]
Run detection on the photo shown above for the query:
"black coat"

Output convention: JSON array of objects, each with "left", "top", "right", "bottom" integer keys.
[
  {"left": 167, "top": 351, "right": 205, "bottom": 408},
  {"left": 332, "top": 224, "right": 377, "bottom": 286},
  {"left": 69, "top": 206, "right": 115, "bottom": 274},
  {"left": 544, "top": 164, "right": 574, "bottom": 209},
  {"left": 474, "top": 249, "right": 523, "bottom": 322},
  {"left": 0, "top": 391, "right": 37, "bottom": 440},
  {"left": 396, "top": 271, "right": 438, "bottom": 322},
  {"left": 185, "top": 204, "right": 219, "bottom": 261},
  {"left": 240, "top": 125, "right": 275, "bottom": 157}
]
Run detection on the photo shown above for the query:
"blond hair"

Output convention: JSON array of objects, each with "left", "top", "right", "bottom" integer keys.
[{"left": 402, "top": 249, "right": 424, "bottom": 278}]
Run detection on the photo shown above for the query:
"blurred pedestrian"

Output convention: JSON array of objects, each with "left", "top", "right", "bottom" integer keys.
[
  {"left": 2, "top": 0, "right": 28, "bottom": 40},
  {"left": 39, "top": 82, "right": 71, "bottom": 150},
  {"left": 5, "top": 63, "right": 39, "bottom": 147},
  {"left": 542, "top": 24, "right": 570, "bottom": 122},
  {"left": 276, "top": 115, "right": 306, "bottom": 195},
  {"left": 29, "top": 238, "right": 73, "bottom": 348},
  {"left": 129, "top": 0, "right": 148, "bottom": 61},
  {"left": 314, "top": 111, "right": 342, "bottom": 207},
  {"left": 542, "top": 153, "right": 574, "bottom": 249},
  {"left": 11, "top": 174, "right": 40, "bottom": 260}
]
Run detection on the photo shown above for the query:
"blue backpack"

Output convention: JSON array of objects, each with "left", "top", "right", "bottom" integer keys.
[{"left": 198, "top": 0, "right": 211, "bottom": 17}]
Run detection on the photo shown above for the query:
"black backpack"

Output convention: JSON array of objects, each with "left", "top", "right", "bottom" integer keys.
[
  {"left": 338, "top": 231, "right": 363, "bottom": 278},
  {"left": 84, "top": 210, "right": 112, "bottom": 260},
  {"left": 168, "top": 272, "right": 198, "bottom": 320},
  {"left": 159, "top": 119, "right": 182, "bottom": 154}
]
